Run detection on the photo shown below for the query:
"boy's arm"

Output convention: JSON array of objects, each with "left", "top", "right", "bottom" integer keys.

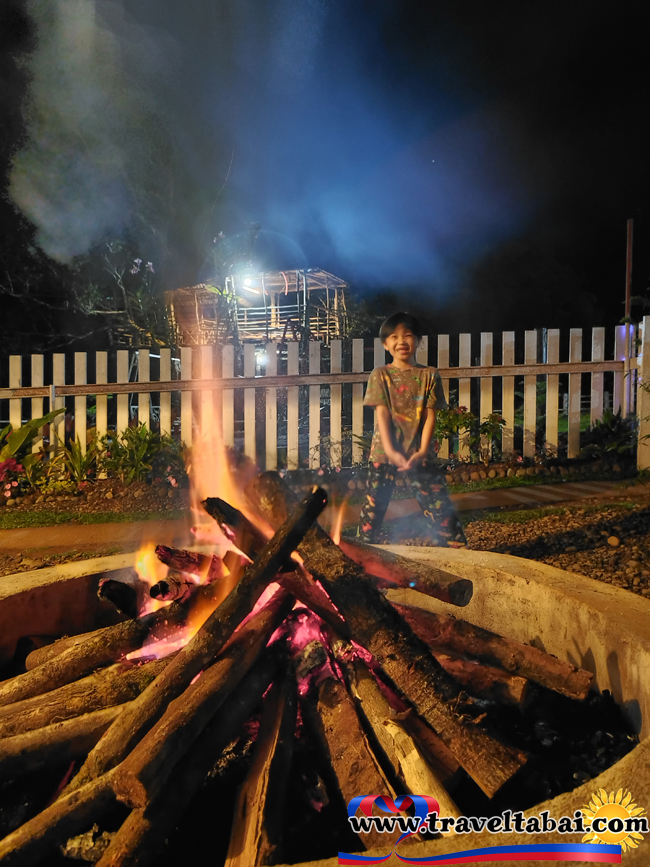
[
  {"left": 404, "top": 407, "right": 436, "bottom": 470},
  {"left": 376, "top": 405, "right": 409, "bottom": 469}
]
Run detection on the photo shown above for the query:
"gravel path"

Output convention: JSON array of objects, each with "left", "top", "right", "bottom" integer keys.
[{"left": 465, "top": 494, "right": 650, "bottom": 598}]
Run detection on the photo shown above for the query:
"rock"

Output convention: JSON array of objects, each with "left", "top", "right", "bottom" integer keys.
[
  {"left": 20, "top": 558, "right": 40, "bottom": 568},
  {"left": 105, "top": 491, "right": 114, "bottom": 499},
  {"left": 633, "top": 576, "right": 641, "bottom": 586},
  {"left": 133, "top": 490, "right": 145, "bottom": 499},
  {"left": 607, "top": 536, "right": 620, "bottom": 547},
  {"left": 626, "top": 560, "right": 641, "bottom": 571},
  {"left": 506, "top": 468, "right": 516, "bottom": 478},
  {"left": 167, "top": 490, "right": 175, "bottom": 498},
  {"left": 559, "top": 466, "right": 568, "bottom": 475},
  {"left": 497, "top": 470, "right": 506, "bottom": 478},
  {"left": 565, "top": 546, "right": 577, "bottom": 553},
  {"left": 6, "top": 499, "right": 16, "bottom": 506},
  {"left": 470, "top": 472, "right": 481, "bottom": 481},
  {"left": 445, "top": 474, "right": 454, "bottom": 484},
  {"left": 525, "top": 467, "right": 536, "bottom": 476},
  {"left": 36, "top": 495, "right": 45, "bottom": 504},
  {"left": 516, "top": 468, "right": 526, "bottom": 478},
  {"left": 488, "top": 469, "right": 497, "bottom": 479},
  {"left": 347, "top": 480, "right": 356, "bottom": 490},
  {"left": 479, "top": 470, "right": 487, "bottom": 480}
]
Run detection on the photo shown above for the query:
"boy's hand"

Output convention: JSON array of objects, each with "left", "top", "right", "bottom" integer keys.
[
  {"left": 401, "top": 449, "right": 427, "bottom": 471},
  {"left": 386, "top": 449, "right": 410, "bottom": 470}
]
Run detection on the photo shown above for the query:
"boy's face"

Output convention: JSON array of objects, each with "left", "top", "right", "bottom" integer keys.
[{"left": 382, "top": 323, "right": 420, "bottom": 366}]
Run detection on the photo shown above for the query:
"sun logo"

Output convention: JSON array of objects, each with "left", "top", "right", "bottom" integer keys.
[{"left": 582, "top": 788, "right": 647, "bottom": 852}]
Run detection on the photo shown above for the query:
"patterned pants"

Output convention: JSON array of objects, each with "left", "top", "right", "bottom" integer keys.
[{"left": 356, "top": 462, "right": 467, "bottom": 547}]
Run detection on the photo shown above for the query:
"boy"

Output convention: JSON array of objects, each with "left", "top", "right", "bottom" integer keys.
[{"left": 357, "top": 312, "right": 466, "bottom": 547}]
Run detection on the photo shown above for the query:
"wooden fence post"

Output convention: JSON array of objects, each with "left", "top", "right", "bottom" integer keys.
[
  {"left": 159, "top": 349, "right": 172, "bottom": 437},
  {"left": 9, "top": 356, "right": 21, "bottom": 433},
  {"left": 458, "top": 334, "right": 471, "bottom": 459},
  {"left": 222, "top": 345, "right": 234, "bottom": 449},
  {"left": 545, "top": 330, "right": 560, "bottom": 456},
  {"left": 53, "top": 354, "right": 66, "bottom": 450},
  {"left": 480, "top": 332, "right": 493, "bottom": 457},
  {"left": 31, "top": 355, "right": 44, "bottom": 453},
  {"left": 591, "top": 327, "right": 605, "bottom": 424},
  {"left": 330, "top": 340, "right": 342, "bottom": 466},
  {"left": 265, "top": 343, "right": 277, "bottom": 471},
  {"left": 116, "top": 350, "right": 129, "bottom": 439},
  {"left": 568, "top": 329, "right": 582, "bottom": 458},
  {"left": 437, "top": 335, "right": 449, "bottom": 460},
  {"left": 180, "top": 347, "right": 192, "bottom": 446},
  {"left": 352, "top": 339, "right": 364, "bottom": 464},
  {"left": 244, "top": 344, "right": 256, "bottom": 462},
  {"left": 523, "top": 331, "right": 537, "bottom": 458},
  {"left": 74, "top": 352, "right": 87, "bottom": 453},
  {"left": 502, "top": 332, "right": 515, "bottom": 457},
  {"left": 138, "top": 350, "right": 150, "bottom": 431},
  {"left": 287, "top": 342, "right": 299, "bottom": 469},
  {"left": 309, "top": 341, "right": 321, "bottom": 468},
  {"left": 637, "top": 316, "right": 650, "bottom": 471}
]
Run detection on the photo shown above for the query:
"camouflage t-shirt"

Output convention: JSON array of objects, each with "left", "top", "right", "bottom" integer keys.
[{"left": 363, "top": 365, "right": 448, "bottom": 464}]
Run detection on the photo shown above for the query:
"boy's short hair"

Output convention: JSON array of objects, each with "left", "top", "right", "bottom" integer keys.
[{"left": 379, "top": 312, "right": 424, "bottom": 342}]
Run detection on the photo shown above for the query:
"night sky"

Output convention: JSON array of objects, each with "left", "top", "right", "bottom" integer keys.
[{"left": 1, "top": 0, "right": 648, "bottom": 343}]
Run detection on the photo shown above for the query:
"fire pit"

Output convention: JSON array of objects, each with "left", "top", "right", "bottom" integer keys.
[{"left": 0, "top": 477, "right": 648, "bottom": 866}]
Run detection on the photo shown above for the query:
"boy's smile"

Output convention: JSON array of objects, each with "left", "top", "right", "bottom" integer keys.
[{"left": 383, "top": 324, "right": 420, "bottom": 368}]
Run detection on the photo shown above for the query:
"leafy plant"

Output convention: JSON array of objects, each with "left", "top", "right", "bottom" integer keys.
[
  {"left": 100, "top": 424, "right": 187, "bottom": 485},
  {"left": 0, "top": 408, "right": 65, "bottom": 460},
  {"left": 579, "top": 409, "right": 637, "bottom": 463},
  {"left": 50, "top": 435, "right": 100, "bottom": 484}
]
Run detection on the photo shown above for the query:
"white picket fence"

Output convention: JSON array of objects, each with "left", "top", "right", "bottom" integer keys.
[{"left": 2, "top": 319, "right": 649, "bottom": 470}]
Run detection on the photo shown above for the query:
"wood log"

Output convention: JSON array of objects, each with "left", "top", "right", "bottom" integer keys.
[
  {"left": 111, "top": 589, "right": 293, "bottom": 809},
  {"left": 429, "top": 650, "right": 529, "bottom": 706},
  {"left": 0, "top": 769, "right": 118, "bottom": 867},
  {"left": 302, "top": 670, "right": 397, "bottom": 852},
  {"left": 334, "top": 647, "right": 461, "bottom": 823},
  {"left": 335, "top": 539, "right": 473, "bottom": 607},
  {"left": 64, "top": 488, "right": 327, "bottom": 795},
  {"left": 0, "top": 706, "right": 123, "bottom": 780},
  {"left": 203, "top": 496, "right": 349, "bottom": 636},
  {"left": 225, "top": 672, "right": 297, "bottom": 866},
  {"left": 246, "top": 473, "right": 527, "bottom": 798},
  {"left": 0, "top": 657, "right": 170, "bottom": 739},
  {"left": 97, "top": 580, "right": 139, "bottom": 618},
  {"left": 391, "top": 602, "right": 593, "bottom": 700},
  {"left": 398, "top": 713, "right": 460, "bottom": 782},
  {"left": 154, "top": 544, "right": 228, "bottom": 582},
  {"left": 25, "top": 628, "right": 111, "bottom": 671},
  {"left": 0, "top": 584, "right": 220, "bottom": 707},
  {"left": 94, "top": 653, "right": 279, "bottom": 867}
]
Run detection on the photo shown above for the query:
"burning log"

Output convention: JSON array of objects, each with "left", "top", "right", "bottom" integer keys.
[
  {"left": 391, "top": 603, "right": 593, "bottom": 700},
  {"left": 95, "top": 654, "right": 279, "bottom": 867},
  {"left": 224, "top": 672, "right": 297, "bottom": 866},
  {"left": 111, "top": 589, "right": 293, "bottom": 809},
  {"left": 0, "top": 706, "right": 123, "bottom": 781},
  {"left": 334, "top": 646, "right": 461, "bottom": 823},
  {"left": 337, "top": 538, "right": 473, "bottom": 607},
  {"left": 203, "top": 496, "right": 349, "bottom": 637},
  {"left": 149, "top": 570, "right": 196, "bottom": 603},
  {"left": 25, "top": 628, "right": 113, "bottom": 672},
  {"left": 246, "top": 473, "right": 527, "bottom": 798},
  {"left": 97, "top": 580, "right": 139, "bottom": 618},
  {"left": 0, "top": 769, "right": 118, "bottom": 867},
  {"left": 0, "top": 657, "right": 171, "bottom": 739},
  {"left": 154, "top": 544, "right": 229, "bottom": 582},
  {"left": 0, "top": 584, "right": 219, "bottom": 707},
  {"left": 63, "top": 487, "right": 328, "bottom": 795},
  {"left": 300, "top": 658, "right": 397, "bottom": 851}
]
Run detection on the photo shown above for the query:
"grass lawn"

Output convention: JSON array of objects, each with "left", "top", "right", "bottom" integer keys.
[{"left": 0, "top": 509, "right": 186, "bottom": 531}]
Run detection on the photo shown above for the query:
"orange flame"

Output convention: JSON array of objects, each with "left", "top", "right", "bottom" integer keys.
[{"left": 330, "top": 497, "right": 349, "bottom": 546}]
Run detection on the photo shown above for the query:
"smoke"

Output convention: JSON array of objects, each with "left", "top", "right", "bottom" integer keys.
[
  {"left": 9, "top": 0, "right": 177, "bottom": 262},
  {"left": 10, "top": 0, "right": 535, "bottom": 292}
]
